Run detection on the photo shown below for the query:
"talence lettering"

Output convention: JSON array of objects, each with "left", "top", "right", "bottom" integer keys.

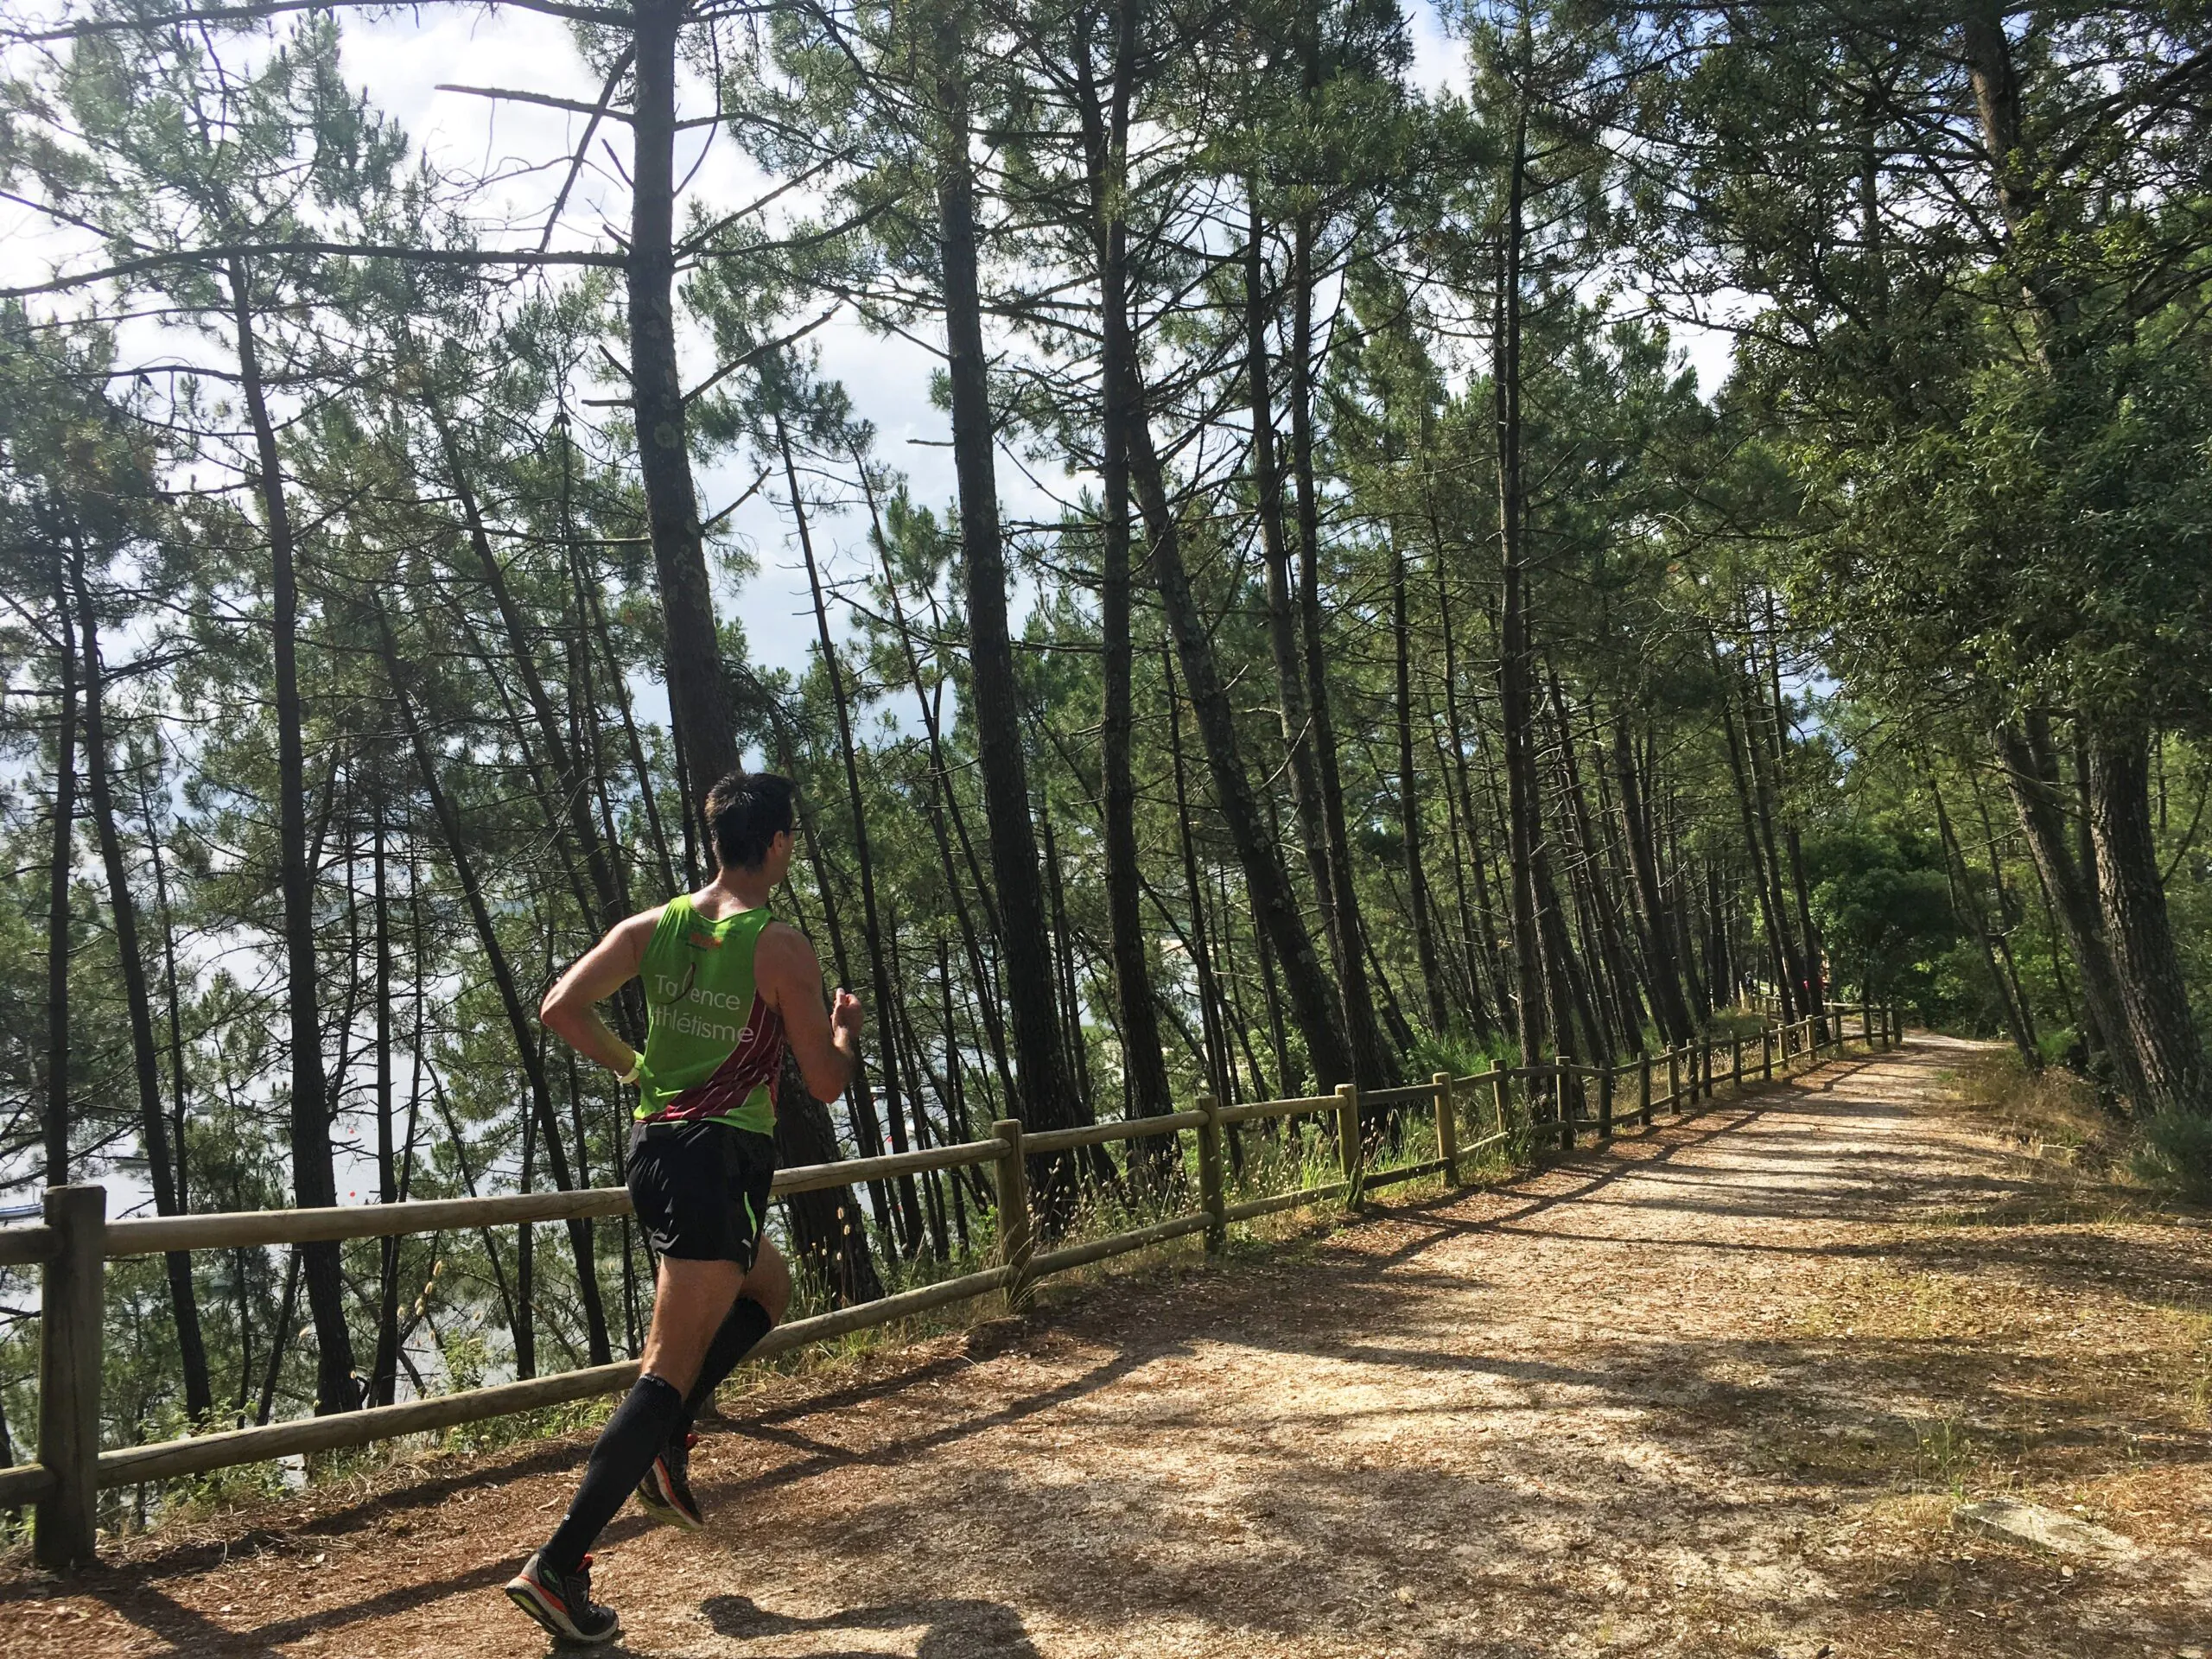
[{"left": 653, "top": 973, "right": 752, "bottom": 1012}]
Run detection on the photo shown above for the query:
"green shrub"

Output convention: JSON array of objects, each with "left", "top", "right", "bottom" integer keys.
[{"left": 2137, "top": 1110, "right": 2212, "bottom": 1205}]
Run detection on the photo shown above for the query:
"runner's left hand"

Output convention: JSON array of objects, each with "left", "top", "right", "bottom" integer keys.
[{"left": 830, "top": 988, "right": 863, "bottom": 1039}]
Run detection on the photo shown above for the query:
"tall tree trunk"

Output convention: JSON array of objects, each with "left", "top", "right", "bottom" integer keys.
[
  {"left": 377, "top": 607, "right": 613, "bottom": 1365},
  {"left": 631, "top": 0, "right": 736, "bottom": 786},
  {"left": 853, "top": 455, "right": 1019, "bottom": 1104},
  {"left": 134, "top": 766, "right": 194, "bottom": 1216},
  {"left": 768, "top": 827, "right": 889, "bottom": 1303},
  {"left": 934, "top": 50, "right": 1080, "bottom": 1172},
  {"left": 1037, "top": 803, "right": 1096, "bottom": 1122},
  {"left": 1968, "top": 774, "right": 2042, "bottom": 1043},
  {"left": 1243, "top": 188, "right": 1338, "bottom": 954},
  {"left": 785, "top": 414, "right": 928, "bottom": 1249},
  {"left": 1932, "top": 773, "right": 2040, "bottom": 1067},
  {"left": 230, "top": 258, "right": 355, "bottom": 1414},
  {"left": 369, "top": 792, "right": 403, "bottom": 1408},
  {"left": 1717, "top": 665, "right": 1795, "bottom": 1020},
  {"left": 2084, "top": 727, "right": 2209, "bottom": 1118},
  {"left": 1081, "top": 9, "right": 1175, "bottom": 1128},
  {"left": 882, "top": 911, "right": 950, "bottom": 1261},
  {"left": 1395, "top": 541, "right": 1448, "bottom": 1035},
  {"left": 776, "top": 723, "right": 899, "bottom": 1243},
  {"left": 569, "top": 430, "right": 680, "bottom": 899},
  {"left": 1124, "top": 372, "right": 1356, "bottom": 1089},
  {"left": 257, "top": 1247, "right": 301, "bottom": 1426},
  {"left": 1165, "top": 645, "right": 1233, "bottom": 1111},
  {"left": 1547, "top": 670, "right": 1644, "bottom": 1052},
  {"left": 1993, "top": 714, "right": 2143, "bottom": 1101},
  {"left": 1737, "top": 658, "right": 1807, "bottom": 1014},
  {"left": 1289, "top": 213, "right": 1395, "bottom": 1088},
  {"left": 72, "top": 561, "right": 213, "bottom": 1417},
  {"left": 1759, "top": 613, "right": 1828, "bottom": 1038},
  {"left": 1212, "top": 865, "right": 1271, "bottom": 1103},
  {"left": 1494, "top": 109, "right": 1547, "bottom": 1067},
  {"left": 43, "top": 559, "right": 77, "bottom": 1186},
  {"left": 1956, "top": 13, "right": 2197, "bottom": 1110},
  {"left": 1611, "top": 714, "right": 1694, "bottom": 1043},
  {"left": 1436, "top": 572, "right": 1503, "bottom": 1035},
  {"left": 1705, "top": 861, "right": 1735, "bottom": 1010},
  {"left": 431, "top": 408, "right": 625, "bottom": 936},
  {"left": 1429, "top": 702, "right": 1492, "bottom": 1034},
  {"left": 516, "top": 1094, "right": 537, "bottom": 1380}
]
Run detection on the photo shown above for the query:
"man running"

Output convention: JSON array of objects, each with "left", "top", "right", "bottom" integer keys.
[{"left": 505, "top": 770, "right": 861, "bottom": 1645}]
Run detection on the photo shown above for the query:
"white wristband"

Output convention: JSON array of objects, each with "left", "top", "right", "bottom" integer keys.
[{"left": 616, "top": 1056, "right": 642, "bottom": 1085}]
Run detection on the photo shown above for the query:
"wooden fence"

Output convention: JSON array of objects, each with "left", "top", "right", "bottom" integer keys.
[{"left": 2, "top": 1003, "right": 1897, "bottom": 1567}]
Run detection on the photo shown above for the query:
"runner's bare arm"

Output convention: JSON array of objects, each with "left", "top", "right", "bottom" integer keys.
[
  {"left": 541, "top": 907, "right": 664, "bottom": 1075},
  {"left": 756, "top": 921, "right": 861, "bottom": 1103}
]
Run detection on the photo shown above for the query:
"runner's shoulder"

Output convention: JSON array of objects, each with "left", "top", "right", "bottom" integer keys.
[
  {"left": 753, "top": 918, "right": 820, "bottom": 983},
  {"left": 621, "top": 903, "right": 672, "bottom": 938},
  {"left": 609, "top": 904, "right": 671, "bottom": 961},
  {"left": 755, "top": 917, "right": 817, "bottom": 962}
]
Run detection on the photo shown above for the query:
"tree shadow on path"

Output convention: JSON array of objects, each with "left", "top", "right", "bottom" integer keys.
[{"left": 704, "top": 1592, "right": 1042, "bottom": 1657}]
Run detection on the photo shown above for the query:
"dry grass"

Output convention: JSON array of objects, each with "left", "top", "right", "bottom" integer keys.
[{"left": 1946, "top": 1051, "right": 2125, "bottom": 1167}]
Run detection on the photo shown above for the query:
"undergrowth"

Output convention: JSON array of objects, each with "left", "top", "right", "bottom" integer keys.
[
  {"left": 1948, "top": 1052, "right": 2130, "bottom": 1177},
  {"left": 1948, "top": 1049, "right": 2212, "bottom": 1211}
]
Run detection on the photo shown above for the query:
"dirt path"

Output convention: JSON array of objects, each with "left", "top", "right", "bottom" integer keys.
[{"left": 7, "top": 1039, "right": 2209, "bottom": 1658}]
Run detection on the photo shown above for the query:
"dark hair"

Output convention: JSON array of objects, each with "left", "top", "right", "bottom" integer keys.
[{"left": 703, "top": 771, "right": 798, "bottom": 870}]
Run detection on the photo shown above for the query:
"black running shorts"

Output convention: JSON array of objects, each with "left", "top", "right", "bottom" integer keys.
[{"left": 626, "top": 1121, "right": 778, "bottom": 1267}]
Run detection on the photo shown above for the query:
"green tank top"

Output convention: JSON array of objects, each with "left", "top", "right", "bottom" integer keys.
[{"left": 634, "top": 895, "right": 783, "bottom": 1135}]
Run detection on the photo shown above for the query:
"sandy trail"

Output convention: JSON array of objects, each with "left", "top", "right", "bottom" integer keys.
[{"left": 6, "top": 1038, "right": 2207, "bottom": 1658}]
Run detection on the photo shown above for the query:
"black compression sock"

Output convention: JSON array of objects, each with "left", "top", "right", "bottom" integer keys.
[
  {"left": 543, "top": 1371, "right": 685, "bottom": 1573},
  {"left": 678, "top": 1297, "right": 776, "bottom": 1436}
]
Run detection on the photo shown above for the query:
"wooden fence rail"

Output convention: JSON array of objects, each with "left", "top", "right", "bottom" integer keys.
[{"left": 3, "top": 1003, "right": 1897, "bottom": 1566}]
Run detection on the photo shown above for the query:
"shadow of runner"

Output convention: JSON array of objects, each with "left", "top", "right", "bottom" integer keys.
[
  {"left": 75, "top": 1580, "right": 292, "bottom": 1659},
  {"left": 44, "top": 1343, "right": 1162, "bottom": 1654},
  {"left": 704, "top": 1592, "right": 1041, "bottom": 1657}
]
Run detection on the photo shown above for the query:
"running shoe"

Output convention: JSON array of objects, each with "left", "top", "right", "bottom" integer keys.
[
  {"left": 505, "top": 1549, "right": 621, "bottom": 1646},
  {"left": 635, "top": 1430, "right": 704, "bottom": 1530}
]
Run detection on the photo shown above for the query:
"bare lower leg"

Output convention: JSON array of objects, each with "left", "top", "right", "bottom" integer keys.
[
  {"left": 680, "top": 1240, "right": 791, "bottom": 1430},
  {"left": 640, "top": 1255, "right": 747, "bottom": 1394}
]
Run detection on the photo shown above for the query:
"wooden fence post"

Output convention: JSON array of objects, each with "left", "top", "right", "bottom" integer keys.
[
  {"left": 1598, "top": 1065, "right": 1614, "bottom": 1140},
  {"left": 1335, "top": 1083, "right": 1363, "bottom": 1202},
  {"left": 1491, "top": 1071, "right": 1510, "bottom": 1143},
  {"left": 1762, "top": 1026, "right": 1774, "bottom": 1079},
  {"left": 1197, "top": 1092, "right": 1226, "bottom": 1254},
  {"left": 35, "top": 1183, "right": 105, "bottom": 1569},
  {"left": 1637, "top": 1052, "right": 1653, "bottom": 1127},
  {"left": 1731, "top": 1035, "right": 1743, "bottom": 1091},
  {"left": 1433, "top": 1073, "right": 1459, "bottom": 1185},
  {"left": 1554, "top": 1056, "right": 1574, "bottom": 1152},
  {"left": 1666, "top": 1046, "right": 1681, "bottom": 1114},
  {"left": 1860, "top": 1002, "right": 1872, "bottom": 1048},
  {"left": 1700, "top": 1036, "right": 1714, "bottom": 1100},
  {"left": 992, "top": 1120, "right": 1033, "bottom": 1314}
]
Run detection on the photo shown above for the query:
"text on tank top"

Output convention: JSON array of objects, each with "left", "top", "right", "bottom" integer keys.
[{"left": 635, "top": 894, "right": 783, "bottom": 1134}]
